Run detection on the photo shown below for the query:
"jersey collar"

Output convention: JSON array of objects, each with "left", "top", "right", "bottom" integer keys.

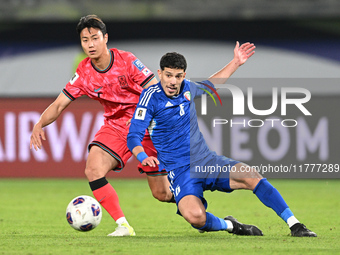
[{"left": 91, "top": 50, "right": 114, "bottom": 73}]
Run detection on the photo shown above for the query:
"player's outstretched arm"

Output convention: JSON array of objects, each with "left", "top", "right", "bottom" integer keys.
[
  {"left": 209, "top": 41, "right": 255, "bottom": 85},
  {"left": 30, "top": 92, "right": 72, "bottom": 151}
]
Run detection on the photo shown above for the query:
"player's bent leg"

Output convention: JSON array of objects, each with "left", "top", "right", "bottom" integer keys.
[
  {"left": 230, "top": 163, "right": 316, "bottom": 237},
  {"left": 253, "top": 177, "right": 317, "bottom": 237},
  {"left": 147, "top": 175, "right": 175, "bottom": 202},
  {"left": 172, "top": 169, "right": 262, "bottom": 235},
  {"left": 86, "top": 146, "right": 135, "bottom": 237}
]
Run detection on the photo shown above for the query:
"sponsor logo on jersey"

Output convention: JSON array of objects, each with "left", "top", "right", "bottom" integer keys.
[
  {"left": 70, "top": 72, "right": 79, "bottom": 85},
  {"left": 142, "top": 68, "right": 151, "bottom": 76},
  {"left": 135, "top": 107, "right": 147, "bottom": 120},
  {"left": 184, "top": 91, "right": 191, "bottom": 101},
  {"left": 133, "top": 59, "right": 145, "bottom": 71},
  {"left": 165, "top": 101, "right": 174, "bottom": 107},
  {"left": 118, "top": 75, "right": 128, "bottom": 88}
]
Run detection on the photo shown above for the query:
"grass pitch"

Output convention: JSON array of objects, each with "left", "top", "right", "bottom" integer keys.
[{"left": 0, "top": 178, "right": 339, "bottom": 255}]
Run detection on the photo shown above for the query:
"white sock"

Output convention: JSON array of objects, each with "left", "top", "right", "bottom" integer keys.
[
  {"left": 116, "top": 217, "right": 129, "bottom": 226},
  {"left": 225, "top": 220, "right": 234, "bottom": 232},
  {"left": 287, "top": 216, "right": 299, "bottom": 228}
]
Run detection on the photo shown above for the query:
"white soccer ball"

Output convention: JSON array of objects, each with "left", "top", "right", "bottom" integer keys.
[{"left": 66, "top": 195, "right": 102, "bottom": 231}]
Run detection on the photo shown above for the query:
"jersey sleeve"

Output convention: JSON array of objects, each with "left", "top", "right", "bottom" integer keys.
[
  {"left": 123, "top": 51, "right": 155, "bottom": 88},
  {"left": 127, "top": 88, "right": 156, "bottom": 152},
  {"left": 190, "top": 79, "right": 217, "bottom": 99},
  {"left": 62, "top": 64, "right": 86, "bottom": 101}
]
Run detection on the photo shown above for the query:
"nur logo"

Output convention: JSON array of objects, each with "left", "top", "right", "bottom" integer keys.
[
  {"left": 198, "top": 83, "right": 222, "bottom": 115},
  {"left": 200, "top": 83, "right": 311, "bottom": 116}
]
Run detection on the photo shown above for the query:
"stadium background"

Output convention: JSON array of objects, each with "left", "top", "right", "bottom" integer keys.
[{"left": 0, "top": 0, "right": 339, "bottom": 179}]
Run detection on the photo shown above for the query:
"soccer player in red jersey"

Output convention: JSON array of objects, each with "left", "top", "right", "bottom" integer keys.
[{"left": 30, "top": 15, "right": 172, "bottom": 236}]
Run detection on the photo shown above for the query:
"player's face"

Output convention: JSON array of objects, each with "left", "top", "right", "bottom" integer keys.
[
  {"left": 158, "top": 68, "right": 186, "bottom": 97},
  {"left": 80, "top": 28, "right": 108, "bottom": 59}
]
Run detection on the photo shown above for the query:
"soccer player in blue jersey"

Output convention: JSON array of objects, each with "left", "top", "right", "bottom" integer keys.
[{"left": 127, "top": 42, "right": 317, "bottom": 237}]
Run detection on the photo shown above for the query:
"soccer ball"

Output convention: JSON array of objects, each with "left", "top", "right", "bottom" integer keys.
[{"left": 66, "top": 195, "right": 102, "bottom": 231}]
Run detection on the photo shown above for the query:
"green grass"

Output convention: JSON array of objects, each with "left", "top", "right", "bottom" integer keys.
[{"left": 0, "top": 179, "right": 339, "bottom": 255}]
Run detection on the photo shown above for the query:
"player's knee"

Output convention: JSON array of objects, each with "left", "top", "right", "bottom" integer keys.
[
  {"left": 183, "top": 209, "right": 206, "bottom": 227},
  {"left": 85, "top": 166, "right": 104, "bottom": 182},
  {"left": 84, "top": 166, "right": 94, "bottom": 180}
]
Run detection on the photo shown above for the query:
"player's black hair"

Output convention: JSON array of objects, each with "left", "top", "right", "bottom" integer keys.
[
  {"left": 160, "top": 52, "right": 187, "bottom": 71},
  {"left": 76, "top": 14, "right": 107, "bottom": 36}
]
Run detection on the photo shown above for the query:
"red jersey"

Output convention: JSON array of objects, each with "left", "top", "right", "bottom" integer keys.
[{"left": 63, "top": 48, "right": 155, "bottom": 133}]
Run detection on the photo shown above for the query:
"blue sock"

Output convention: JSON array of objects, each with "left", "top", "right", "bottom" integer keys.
[
  {"left": 253, "top": 179, "right": 293, "bottom": 222},
  {"left": 193, "top": 212, "right": 227, "bottom": 232}
]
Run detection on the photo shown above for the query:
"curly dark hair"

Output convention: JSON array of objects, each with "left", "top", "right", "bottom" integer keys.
[{"left": 160, "top": 52, "right": 187, "bottom": 71}]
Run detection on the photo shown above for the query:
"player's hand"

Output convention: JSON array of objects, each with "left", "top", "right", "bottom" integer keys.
[
  {"left": 30, "top": 124, "right": 46, "bottom": 151},
  {"left": 141, "top": 156, "right": 159, "bottom": 168},
  {"left": 126, "top": 118, "right": 132, "bottom": 126},
  {"left": 234, "top": 41, "right": 255, "bottom": 66}
]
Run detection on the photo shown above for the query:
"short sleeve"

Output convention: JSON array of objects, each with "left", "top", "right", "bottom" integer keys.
[
  {"left": 123, "top": 51, "right": 155, "bottom": 88},
  {"left": 63, "top": 64, "right": 86, "bottom": 101}
]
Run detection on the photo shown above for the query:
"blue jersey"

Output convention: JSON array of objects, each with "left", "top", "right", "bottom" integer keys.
[
  {"left": 128, "top": 79, "right": 240, "bottom": 207},
  {"left": 127, "top": 79, "right": 215, "bottom": 172}
]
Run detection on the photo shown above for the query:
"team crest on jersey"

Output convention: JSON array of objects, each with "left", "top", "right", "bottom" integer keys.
[
  {"left": 135, "top": 107, "right": 147, "bottom": 120},
  {"left": 133, "top": 59, "right": 145, "bottom": 71},
  {"left": 184, "top": 91, "right": 191, "bottom": 101},
  {"left": 118, "top": 75, "right": 128, "bottom": 88},
  {"left": 69, "top": 72, "right": 79, "bottom": 85}
]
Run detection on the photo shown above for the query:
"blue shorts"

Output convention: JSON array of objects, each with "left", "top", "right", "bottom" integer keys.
[{"left": 168, "top": 156, "right": 239, "bottom": 213}]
